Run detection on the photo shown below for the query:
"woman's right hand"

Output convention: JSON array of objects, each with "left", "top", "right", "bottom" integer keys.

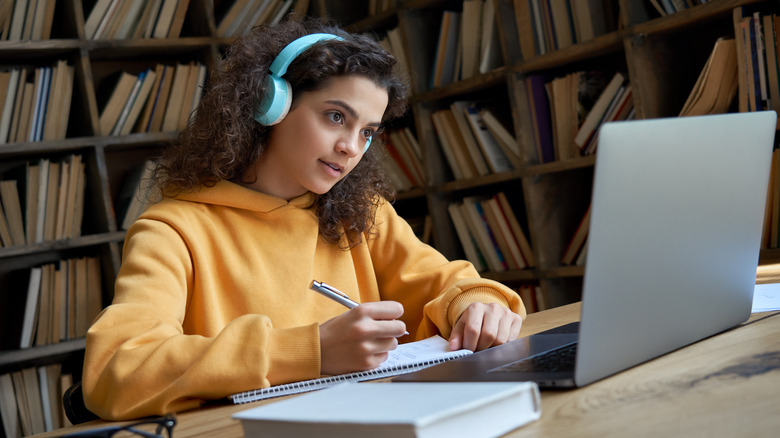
[{"left": 319, "top": 301, "right": 407, "bottom": 376}]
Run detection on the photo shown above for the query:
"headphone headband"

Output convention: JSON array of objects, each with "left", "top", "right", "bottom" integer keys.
[{"left": 270, "top": 33, "right": 343, "bottom": 77}]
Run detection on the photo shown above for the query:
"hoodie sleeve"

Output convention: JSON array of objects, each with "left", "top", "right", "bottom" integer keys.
[
  {"left": 82, "top": 218, "right": 321, "bottom": 420},
  {"left": 366, "top": 201, "right": 526, "bottom": 340}
]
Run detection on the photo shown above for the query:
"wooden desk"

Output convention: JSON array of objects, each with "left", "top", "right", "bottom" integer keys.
[{"left": 36, "top": 304, "right": 780, "bottom": 437}]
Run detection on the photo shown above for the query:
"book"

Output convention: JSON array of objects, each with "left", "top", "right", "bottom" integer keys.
[
  {"left": 166, "top": 0, "right": 191, "bottom": 38},
  {"left": 430, "top": 109, "right": 466, "bottom": 180},
  {"left": 20, "top": 267, "right": 43, "bottom": 348},
  {"left": 0, "top": 68, "right": 21, "bottom": 144},
  {"left": 0, "top": 198, "right": 12, "bottom": 246},
  {"left": 98, "top": 71, "right": 139, "bottom": 136},
  {"left": 460, "top": 0, "right": 482, "bottom": 80},
  {"left": 460, "top": 196, "right": 507, "bottom": 272},
  {"left": 679, "top": 37, "right": 738, "bottom": 117},
  {"left": 217, "top": 0, "right": 253, "bottom": 37},
  {"left": 513, "top": 0, "right": 537, "bottom": 59},
  {"left": 0, "top": 373, "right": 20, "bottom": 438},
  {"left": 161, "top": 63, "right": 190, "bottom": 132},
  {"left": 34, "top": 261, "right": 52, "bottom": 346},
  {"left": 430, "top": 11, "right": 460, "bottom": 88},
  {"left": 573, "top": 71, "right": 625, "bottom": 150},
  {"left": 84, "top": 0, "right": 114, "bottom": 39},
  {"left": 119, "top": 68, "right": 157, "bottom": 135},
  {"left": 233, "top": 381, "right": 541, "bottom": 438},
  {"left": 449, "top": 101, "right": 490, "bottom": 176},
  {"left": 0, "top": 180, "right": 26, "bottom": 246},
  {"left": 496, "top": 191, "right": 535, "bottom": 267},
  {"left": 561, "top": 203, "right": 592, "bottom": 265},
  {"left": 482, "top": 197, "right": 526, "bottom": 270},
  {"left": 111, "top": 70, "right": 146, "bottom": 136},
  {"left": 525, "top": 74, "right": 555, "bottom": 163},
  {"left": 229, "top": 335, "right": 473, "bottom": 404},
  {"left": 448, "top": 201, "right": 487, "bottom": 271},
  {"left": 152, "top": 0, "right": 180, "bottom": 38},
  {"left": 463, "top": 103, "right": 514, "bottom": 173},
  {"left": 478, "top": 0, "right": 502, "bottom": 74}
]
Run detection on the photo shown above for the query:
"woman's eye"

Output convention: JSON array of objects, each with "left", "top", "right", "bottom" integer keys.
[
  {"left": 328, "top": 112, "right": 343, "bottom": 124},
  {"left": 362, "top": 128, "right": 374, "bottom": 139}
]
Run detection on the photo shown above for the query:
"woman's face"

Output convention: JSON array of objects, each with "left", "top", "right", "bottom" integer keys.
[{"left": 246, "top": 74, "right": 389, "bottom": 200}]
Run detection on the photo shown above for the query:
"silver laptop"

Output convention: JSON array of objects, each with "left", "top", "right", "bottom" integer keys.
[{"left": 395, "top": 111, "right": 777, "bottom": 388}]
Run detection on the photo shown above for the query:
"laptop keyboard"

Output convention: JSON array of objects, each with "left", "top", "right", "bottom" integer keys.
[{"left": 490, "top": 342, "right": 578, "bottom": 373}]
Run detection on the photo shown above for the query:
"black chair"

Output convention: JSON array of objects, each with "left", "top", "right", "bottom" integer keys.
[{"left": 63, "top": 381, "right": 99, "bottom": 425}]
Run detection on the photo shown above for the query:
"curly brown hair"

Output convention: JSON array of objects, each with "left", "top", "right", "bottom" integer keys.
[{"left": 154, "top": 18, "right": 409, "bottom": 248}]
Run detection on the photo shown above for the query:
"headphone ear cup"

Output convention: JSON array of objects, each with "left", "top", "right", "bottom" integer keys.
[{"left": 254, "top": 74, "right": 293, "bottom": 126}]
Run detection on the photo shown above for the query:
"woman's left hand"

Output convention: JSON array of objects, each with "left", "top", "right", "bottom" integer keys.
[{"left": 448, "top": 302, "right": 523, "bottom": 352}]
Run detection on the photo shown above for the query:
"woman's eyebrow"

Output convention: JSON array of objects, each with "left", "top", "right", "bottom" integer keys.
[{"left": 326, "top": 99, "right": 382, "bottom": 127}]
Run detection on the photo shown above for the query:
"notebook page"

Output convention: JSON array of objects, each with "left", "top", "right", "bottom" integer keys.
[{"left": 377, "top": 335, "right": 470, "bottom": 369}]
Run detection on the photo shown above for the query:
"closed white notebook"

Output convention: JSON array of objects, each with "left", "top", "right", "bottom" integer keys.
[{"left": 233, "top": 381, "right": 541, "bottom": 438}]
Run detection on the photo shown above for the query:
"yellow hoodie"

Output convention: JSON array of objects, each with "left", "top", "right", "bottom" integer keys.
[{"left": 83, "top": 180, "right": 525, "bottom": 419}]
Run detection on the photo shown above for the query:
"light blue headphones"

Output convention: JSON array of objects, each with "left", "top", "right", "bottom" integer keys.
[{"left": 254, "top": 33, "right": 373, "bottom": 153}]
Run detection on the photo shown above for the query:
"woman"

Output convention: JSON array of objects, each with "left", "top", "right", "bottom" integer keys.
[{"left": 83, "top": 18, "right": 525, "bottom": 420}]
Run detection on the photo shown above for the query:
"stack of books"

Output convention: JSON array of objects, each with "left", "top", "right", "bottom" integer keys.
[
  {"left": 0, "top": 155, "right": 86, "bottom": 248},
  {"left": 0, "top": 365, "right": 73, "bottom": 436},
  {"left": 380, "top": 128, "right": 426, "bottom": 192},
  {"left": 85, "top": 0, "right": 191, "bottom": 40},
  {"left": 513, "top": 0, "right": 611, "bottom": 59},
  {"left": 447, "top": 192, "right": 534, "bottom": 273},
  {"left": 15, "top": 256, "right": 103, "bottom": 350},
  {"left": 0, "top": 61, "right": 75, "bottom": 144},
  {"left": 429, "top": 0, "right": 503, "bottom": 89},
  {"left": 0, "top": 0, "right": 57, "bottom": 41},
  {"left": 525, "top": 71, "right": 633, "bottom": 163},
  {"left": 98, "top": 62, "right": 207, "bottom": 136},
  {"left": 216, "top": 0, "right": 301, "bottom": 38},
  {"left": 432, "top": 102, "right": 521, "bottom": 180}
]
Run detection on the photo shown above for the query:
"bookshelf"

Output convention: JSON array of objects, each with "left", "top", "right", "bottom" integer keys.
[
  {"left": 318, "top": 0, "right": 779, "bottom": 310},
  {"left": 0, "top": 0, "right": 311, "bottom": 434},
  {"left": 1, "top": 0, "right": 779, "bottom": 432}
]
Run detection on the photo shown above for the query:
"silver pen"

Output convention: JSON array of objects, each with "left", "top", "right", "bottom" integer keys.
[
  {"left": 310, "top": 280, "right": 359, "bottom": 309},
  {"left": 309, "top": 280, "right": 409, "bottom": 335}
]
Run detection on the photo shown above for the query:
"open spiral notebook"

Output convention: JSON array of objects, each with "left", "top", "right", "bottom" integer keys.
[{"left": 229, "top": 335, "right": 472, "bottom": 404}]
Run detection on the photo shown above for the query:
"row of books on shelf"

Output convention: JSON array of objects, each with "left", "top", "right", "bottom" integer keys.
[
  {"left": 512, "top": 0, "right": 611, "bottom": 59},
  {"left": 99, "top": 61, "right": 206, "bottom": 137},
  {"left": 0, "top": 365, "right": 74, "bottom": 437},
  {"left": 733, "top": 8, "right": 780, "bottom": 117},
  {"left": 430, "top": 0, "right": 503, "bottom": 89},
  {"left": 432, "top": 102, "right": 522, "bottom": 180},
  {"left": 85, "top": 0, "right": 191, "bottom": 40},
  {"left": 649, "top": 0, "right": 711, "bottom": 17},
  {"left": 378, "top": 27, "right": 411, "bottom": 87},
  {"left": 217, "top": 0, "right": 304, "bottom": 38},
  {"left": 0, "top": 61, "right": 74, "bottom": 145},
  {"left": 14, "top": 256, "right": 103, "bottom": 350},
  {"left": 447, "top": 192, "right": 535, "bottom": 273},
  {"left": 380, "top": 128, "right": 426, "bottom": 192},
  {"left": 512, "top": 283, "right": 547, "bottom": 313},
  {"left": 0, "top": 0, "right": 56, "bottom": 41},
  {"left": 526, "top": 71, "right": 633, "bottom": 164},
  {"left": 0, "top": 155, "right": 85, "bottom": 248}
]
